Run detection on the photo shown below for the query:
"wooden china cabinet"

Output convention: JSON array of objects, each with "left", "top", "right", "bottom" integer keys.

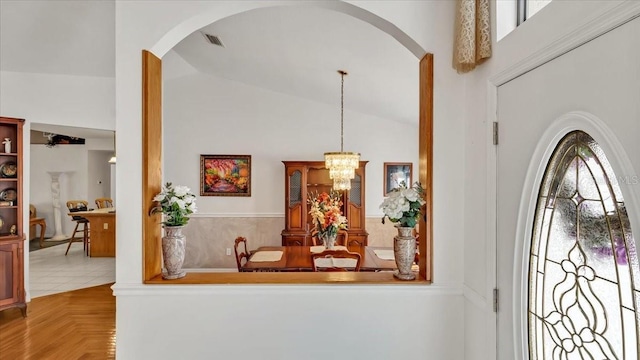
[
  {"left": 281, "top": 161, "right": 368, "bottom": 252},
  {"left": 0, "top": 117, "right": 26, "bottom": 317}
]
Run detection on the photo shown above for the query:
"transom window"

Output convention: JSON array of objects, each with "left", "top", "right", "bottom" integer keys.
[
  {"left": 518, "top": 0, "right": 553, "bottom": 25},
  {"left": 497, "top": 0, "right": 554, "bottom": 41},
  {"left": 528, "top": 131, "right": 640, "bottom": 359}
]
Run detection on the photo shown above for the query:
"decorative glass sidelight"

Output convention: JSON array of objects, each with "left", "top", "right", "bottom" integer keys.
[{"left": 528, "top": 131, "right": 639, "bottom": 360}]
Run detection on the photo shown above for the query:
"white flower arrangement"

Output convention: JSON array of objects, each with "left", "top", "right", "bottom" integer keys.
[
  {"left": 151, "top": 182, "right": 197, "bottom": 226},
  {"left": 380, "top": 182, "right": 426, "bottom": 228}
]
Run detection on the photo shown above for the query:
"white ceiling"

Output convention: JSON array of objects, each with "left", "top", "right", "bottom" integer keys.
[
  {"left": 172, "top": 6, "right": 419, "bottom": 124},
  {"left": 1, "top": 1, "right": 419, "bottom": 125}
]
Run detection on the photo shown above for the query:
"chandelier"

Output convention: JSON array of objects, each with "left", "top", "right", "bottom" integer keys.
[{"left": 324, "top": 70, "right": 360, "bottom": 191}]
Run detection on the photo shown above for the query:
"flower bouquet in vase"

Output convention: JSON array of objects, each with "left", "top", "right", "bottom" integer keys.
[
  {"left": 151, "top": 182, "right": 197, "bottom": 279},
  {"left": 308, "top": 191, "right": 347, "bottom": 249},
  {"left": 380, "top": 182, "right": 425, "bottom": 280}
]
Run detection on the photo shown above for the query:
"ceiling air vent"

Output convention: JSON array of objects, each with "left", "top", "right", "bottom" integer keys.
[{"left": 201, "top": 32, "right": 224, "bottom": 48}]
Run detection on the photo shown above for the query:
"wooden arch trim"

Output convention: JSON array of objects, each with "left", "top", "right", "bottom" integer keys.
[
  {"left": 141, "top": 50, "right": 433, "bottom": 283},
  {"left": 142, "top": 50, "right": 163, "bottom": 281},
  {"left": 419, "top": 53, "right": 433, "bottom": 281}
]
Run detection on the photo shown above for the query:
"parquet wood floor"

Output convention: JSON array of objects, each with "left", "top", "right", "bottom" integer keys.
[{"left": 0, "top": 283, "right": 115, "bottom": 360}]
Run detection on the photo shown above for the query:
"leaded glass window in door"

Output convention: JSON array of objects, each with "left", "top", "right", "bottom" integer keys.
[{"left": 528, "top": 131, "right": 639, "bottom": 359}]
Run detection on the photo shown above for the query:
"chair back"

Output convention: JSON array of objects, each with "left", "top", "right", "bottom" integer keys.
[
  {"left": 310, "top": 229, "right": 349, "bottom": 247},
  {"left": 311, "top": 249, "right": 361, "bottom": 272},
  {"left": 95, "top": 197, "right": 113, "bottom": 209},
  {"left": 29, "top": 204, "right": 36, "bottom": 218},
  {"left": 67, "top": 200, "right": 89, "bottom": 221},
  {"left": 234, "top": 237, "right": 251, "bottom": 271}
]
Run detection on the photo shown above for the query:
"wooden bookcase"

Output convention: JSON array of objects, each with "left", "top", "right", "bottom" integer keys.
[
  {"left": 281, "top": 161, "right": 368, "bottom": 252},
  {"left": 0, "top": 117, "right": 26, "bottom": 316}
]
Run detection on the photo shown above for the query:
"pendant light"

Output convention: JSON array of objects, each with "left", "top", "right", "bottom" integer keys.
[
  {"left": 108, "top": 131, "right": 116, "bottom": 164},
  {"left": 324, "top": 70, "right": 360, "bottom": 191}
]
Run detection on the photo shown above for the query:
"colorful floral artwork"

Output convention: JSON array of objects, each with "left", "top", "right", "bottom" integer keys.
[{"left": 200, "top": 155, "right": 251, "bottom": 196}]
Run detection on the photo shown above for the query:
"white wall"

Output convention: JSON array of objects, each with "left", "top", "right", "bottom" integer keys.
[
  {"left": 110, "top": 164, "right": 116, "bottom": 206},
  {"left": 0, "top": 71, "right": 115, "bottom": 129},
  {"left": 164, "top": 72, "right": 418, "bottom": 217},
  {"left": 114, "top": 1, "right": 466, "bottom": 359},
  {"left": 87, "top": 150, "right": 113, "bottom": 207}
]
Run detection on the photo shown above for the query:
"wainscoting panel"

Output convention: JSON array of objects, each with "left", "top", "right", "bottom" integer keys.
[{"left": 182, "top": 217, "right": 402, "bottom": 269}]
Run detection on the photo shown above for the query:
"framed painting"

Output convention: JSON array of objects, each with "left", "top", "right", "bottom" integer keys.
[
  {"left": 383, "top": 162, "right": 412, "bottom": 195},
  {"left": 200, "top": 155, "right": 251, "bottom": 196}
]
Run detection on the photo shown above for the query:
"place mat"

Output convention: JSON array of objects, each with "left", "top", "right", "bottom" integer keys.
[
  {"left": 310, "top": 245, "right": 348, "bottom": 253},
  {"left": 373, "top": 249, "right": 395, "bottom": 260},
  {"left": 249, "top": 250, "right": 283, "bottom": 262},
  {"left": 314, "top": 257, "right": 358, "bottom": 269}
]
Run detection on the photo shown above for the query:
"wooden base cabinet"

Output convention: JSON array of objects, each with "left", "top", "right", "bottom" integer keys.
[
  {"left": 0, "top": 238, "right": 26, "bottom": 316},
  {"left": 281, "top": 161, "right": 368, "bottom": 252},
  {"left": 0, "top": 117, "right": 26, "bottom": 316}
]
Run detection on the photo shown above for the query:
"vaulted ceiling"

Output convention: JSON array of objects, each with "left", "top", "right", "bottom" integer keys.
[
  {"left": 170, "top": 6, "right": 418, "bottom": 124},
  {"left": 1, "top": 1, "right": 419, "bottom": 127}
]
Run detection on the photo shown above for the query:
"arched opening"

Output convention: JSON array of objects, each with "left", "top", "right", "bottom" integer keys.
[
  {"left": 528, "top": 130, "right": 640, "bottom": 359},
  {"left": 141, "top": 3, "right": 433, "bottom": 283}
]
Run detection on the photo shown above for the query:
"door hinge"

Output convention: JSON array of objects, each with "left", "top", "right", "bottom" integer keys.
[
  {"left": 492, "top": 122, "right": 499, "bottom": 145},
  {"left": 493, "top": 288, "right": 499, "bottom": 312}
]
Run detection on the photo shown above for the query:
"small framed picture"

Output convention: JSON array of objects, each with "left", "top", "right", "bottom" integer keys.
[
  {"left": 383, "top": 162, "right": 412, "bottom": 195},
  {"left": 200, "top": 155, "right": 251, "bottom": 196}
]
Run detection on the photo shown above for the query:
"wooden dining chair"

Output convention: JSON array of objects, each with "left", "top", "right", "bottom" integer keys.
[
  {"left": 233, "top": 237, "right": 251, "bottom": 272},
  {"left": 310, "top": 229, "right": 349, "bottom": 247},
  {"left": 311, "top": 249, "right": 361, "bottom": 272},
  {"left": 66, "top": 200, "right": 90, "bottom": 256},
  {"left": 95, "top": 197, "right": 113, "bottom": 209},
  {"left": 29, "top": 204, "right": 47, "bottom": 248}
]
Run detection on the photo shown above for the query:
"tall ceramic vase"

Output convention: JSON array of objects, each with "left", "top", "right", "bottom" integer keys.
[
  {"left": 318, "top": 231, "right": 337, "bottom": 249},
  {"left": 394, "top": 226, "right": 417, "bottom": 280},
  {"left": 162, "top": 225, "right": 187, "bottom": 279}
]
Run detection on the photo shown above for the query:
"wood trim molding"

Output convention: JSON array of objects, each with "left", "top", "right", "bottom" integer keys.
[
  {"left": 419, "top": 53, "right": 433, "bottom": 282},
  {"left": 140, "top": 51, "right": 435, "bottom": 284},
  {"left": 144, "top": 272, "right": 431, "bottom": 285},
  {"left": 142, "top": 50, "right": 163, "bottom": 281}
]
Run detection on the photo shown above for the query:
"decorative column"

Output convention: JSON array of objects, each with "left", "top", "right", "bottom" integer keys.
[{"left": 47, "top": 171, "right": 68, "bottom": 240}]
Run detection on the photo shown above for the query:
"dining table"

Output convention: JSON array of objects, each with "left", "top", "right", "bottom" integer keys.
[{"left": 242, "top": 246, "right": 398, "bottom": 272}]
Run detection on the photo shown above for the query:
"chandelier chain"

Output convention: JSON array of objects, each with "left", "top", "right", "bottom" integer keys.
[
  {"left": 325, "top": 69, "right": 358, "bottom": 191},
  {"left": 340, "top": 71, "right": 345, "bottom": 152}
]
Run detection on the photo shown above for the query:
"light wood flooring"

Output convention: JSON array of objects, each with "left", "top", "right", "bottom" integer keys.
[{"left": 0, "top": 283, "right": 115, "bottom": 360}]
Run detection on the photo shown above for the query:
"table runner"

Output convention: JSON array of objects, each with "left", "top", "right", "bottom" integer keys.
[
  {"left": 249, "top": 250, "right": 283, "bottom": 262},
  {"left": 310, "top": 245, "right": 348, "bottom": 253}
]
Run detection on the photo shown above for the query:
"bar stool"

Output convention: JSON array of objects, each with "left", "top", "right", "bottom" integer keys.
[{"left": 66, "top": 200, "right": 90, "bottom": 256}]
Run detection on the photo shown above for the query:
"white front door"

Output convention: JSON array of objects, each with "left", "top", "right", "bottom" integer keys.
[
  {"left": 495, "top": 15, "right": 640, "bottom": 359},
  {"left": 495, "top": 83, "right": 540, "bottom": 359}
]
